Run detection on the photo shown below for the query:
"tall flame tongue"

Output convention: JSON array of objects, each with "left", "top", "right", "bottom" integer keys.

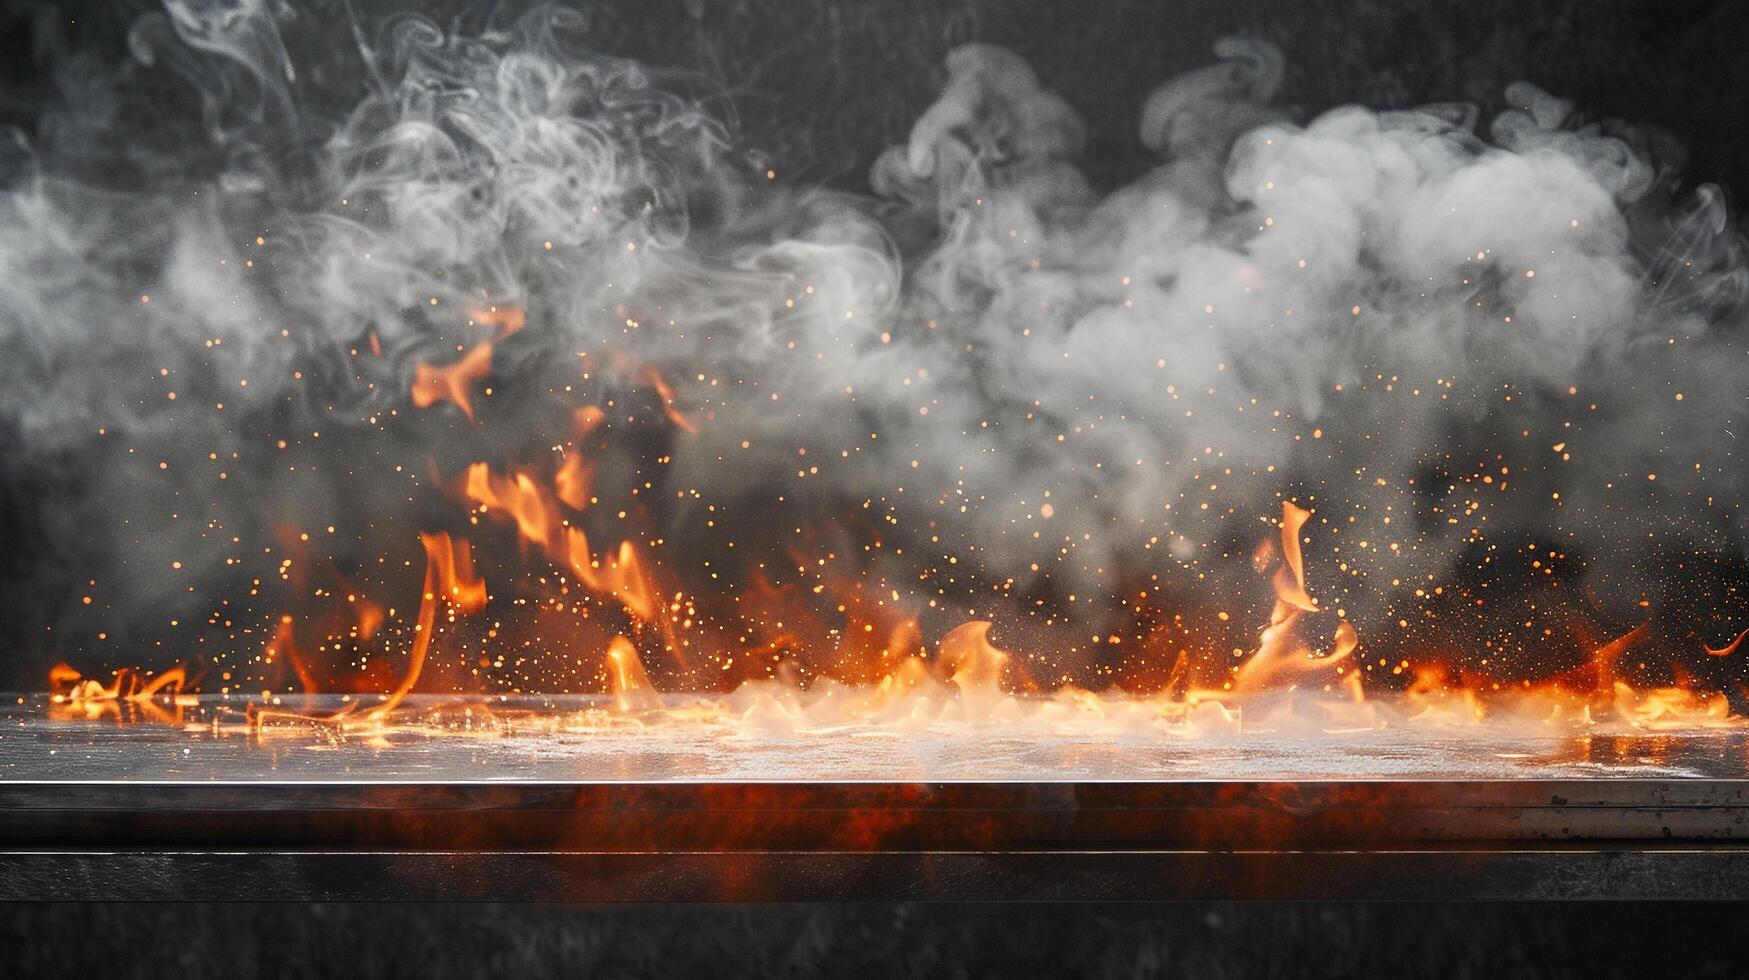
[
  {"left": 938, "top": 621, "right": 1012, "bottom": 720},
  {"left": 243, "top": 531, "right": 486, "bottom": 731},
  {"left": 605, "top": 637, "right": 661, "bottom": 713},
  {"left": 1233, "top": 502, "right": 1358, "bottom": 693},
  {"left": 363, "top": 532, "right": 486, "bottom": 721}
]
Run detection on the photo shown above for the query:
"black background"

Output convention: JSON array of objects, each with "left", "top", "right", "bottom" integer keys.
[{"left": 8, "top": 0, "right": 1746, "bottom": 195}]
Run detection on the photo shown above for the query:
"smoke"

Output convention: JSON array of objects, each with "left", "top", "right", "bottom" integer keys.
[{"left": 2, "top": 2, "right": 1746, "bottom": 692}]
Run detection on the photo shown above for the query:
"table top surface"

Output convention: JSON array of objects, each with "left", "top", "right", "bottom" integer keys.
[{"left": 5, "top": 693, "right": 1747, "bottom": 783}]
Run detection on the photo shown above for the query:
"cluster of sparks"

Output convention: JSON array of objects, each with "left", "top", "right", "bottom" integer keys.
[{"left": 47, "top": 301, "right": 1749, "bottom": 741}]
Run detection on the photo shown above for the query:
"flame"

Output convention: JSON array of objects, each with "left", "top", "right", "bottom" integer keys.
[
  {"left": 1233, "top": 501, "right": 1354, "bottom": 692},
  {"left": 562, "top": 527, "right": 658, "bottom": 622},
  {"left": 410, "top": 305, "right": 524, "bottom": 421},
  {"left": 242, "top": 532, "right": 486, "bottom": 731},
  {"left": 466, "top": 463, "right": 559, "bottom": 549},
  {"left": 49, "top": 664, "right": 190, "bottom": 723},
  {"left": 603, "top": 350, "right": 697, "bottom": 433},
  {"left": 605, "top": 636, "right": 661, "bottom": 712},
  {"left": 47, "top": 662, "right": 81, "bottom": 689},
  {"left": 1587, "top": 623, "right": 1652, "bottom": 692},
  {"left": 1704, "top": 627, "right": 1748, "bottom": 657},
  {"left": 469, "top": 304, "right": 526, "bottom": 337},
  {"left": 49, "top": 299, "right": 1749, "bottom": 742},
  {"left": 422, "top": 531, "right": 488, "bottom": 616},
  {"left": 50, "top": 664, "right": 187, "bottom": 702},
  {"left": 335, "top": 532, "right": 484, "bottom": 723},
  {"left": 938, "top": 621, "right": 1007, "bottom": 697},
  {"left": 411, "top": 342, "right": 493, "bottom": 421},
  {"left": 556, "top": 407, "right": 605, "bottom": 509},
  {"left": 459, "top": 454, "right": 656, "bottom": 622},
  {"left": 937, "top": 621, "right": 1012, "bottom": 719},
  {"left": 26, "top": 29, "right": 1749, "bottom": 763},
  {"left": 1273, "top": 500, "right": 1317, "bottom": 612},
  {"left": 53, "top": 463, "right": 1747, "bottom": 738},
  {"left": 637, "top": 365, "right": 697, "bottom": 434},
  {"left": 554, "top": 452, "right": 592, "bottom": 511},
  {"left": 262, "top": 614, "right": 319, "bottom": 694},
  {"left": 353, "top": 596, "right": 385, "bottom": 641}
]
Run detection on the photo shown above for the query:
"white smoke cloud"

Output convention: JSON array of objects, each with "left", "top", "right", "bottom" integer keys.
[{"left": 1, "top": 4, "right": 1744, "bottom": 688}]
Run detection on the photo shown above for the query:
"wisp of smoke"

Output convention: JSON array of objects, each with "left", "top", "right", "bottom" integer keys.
[{"left": 1, "top": 2, "right": 1745, "bottom": 695}]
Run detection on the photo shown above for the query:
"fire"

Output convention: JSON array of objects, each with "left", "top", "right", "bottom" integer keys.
[
  {"left": 465, "top": 463, "right": 558, "bottom": 548},
  {"left": 605, "top": 636, "right": 661, "bottom": 712},
  {"left": 17, "top": 13, "right": 1749, "bottom": 775},
  {"left": 410, "top": 342, "right": 493, "bottom": 421},
  {"left": 554, "top": 452, "right": 591, "bottom": 511},
  {"left": 422, "top": 530, "right": 488, "bottom": 616},
  {"left": 469, "top": 304, "right": 526, "bottom": 336},
  {"left": 354, "top": 532, "right": 453, "bottom": 721},
  {"left": 406, "top": 305, "right": 527, "bottom": 421},
  {"left": 46, "top": 300, "right": 1749, "bottom": 742},
  {"left": 459, "top": 459, "right": 656, "bottom": 620},
  {"left": 562, "top": 528, "right": 658, "bottom": 622},
  {"left": 353, "top": 597, "right": 385, "bottom": 641},
  {"left": 241, "top": 531, "right": 486, "bottom": 731},
  {"left": 1704, "top": 628, "right": 1749, "bottom": 657},
  {"left": 603, "top": 350, "right": 697, "bottom": 433},
  {"left": 262, "top": 614, "right": 318, "bottom": 695},
  {"left": 1232, "top": 502, "right": 1356, "bottom": 693},
  {"left": 49, "top": 664, "right": 191, "bottom": 723},
  {"left": 635, "top": 365, "right": 698, "bottom": 434},
  {"left": 938, "top": 620, "right": 1010, "bottom": 718},
  {"left": 556, "top": 406, "right": 605, "bottom": 509}
]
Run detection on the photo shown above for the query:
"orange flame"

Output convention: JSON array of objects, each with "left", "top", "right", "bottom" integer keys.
[
  {"left": 424, "top": 531, "right": 488, "bottom": 615},
  {"left": 469, "top": 304, "right": 526, "bottom": 337},
  {"left": 562, "top": 527, "right": 657, "bottom": 621},
  {"left": 353, "top": 596, "right": 385, "bottom": 641},
  {"left": 1273, "top": 500, "right": 1317, "bottom": 613},
  {"left": 603, "top": 350, "right": 697, "bottom": 433},
  {"left": 49, "top": 267, "right": 1749, "bottom": 739},
  {"left": 359, "top": 531, "right": 484, "bottom": 721},
  {"left": 466, "top": 463, "right": 559, "bottom": 549},
  {"left": 262, "top": 614, "right": 319, "bottom": 694},
  {"left": 638, "top": 365, "right": 697, "bottom": 434},
  {"left": 554, "top": 452, "right": 592, "bottom": 511},
  {"left": 48, "top": 664, "right": 189, "bottom": 723},
  {"left": 605, "top": 636, "right": 661, "bottom": 712},
  {"left": 411, "top": 342, "right": 493, "bottom": 421},
  {"left": 1703, "top": 627, "right": 1748, "bottom": 657},
  {"left": 460, "top": 457, "right": 656, "bottom": 622},
  {"left": 1233, "top": 501, "right": 1355, "bottom": 692},
  {"left": 938, "top": 621, "right": 1008, "bottom": 699}
]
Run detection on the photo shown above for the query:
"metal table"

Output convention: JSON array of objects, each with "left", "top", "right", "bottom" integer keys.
[{"left": 4, "top": 695, "right": 1746, "bottom": 900}]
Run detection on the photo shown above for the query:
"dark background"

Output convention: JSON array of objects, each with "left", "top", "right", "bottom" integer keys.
[
  {"left": 4, "top": 0, "right": 1749, "bottom": 974},
  {"left": 6, "top": 901, "right": 1748, "bottom": 978},
  {"left": 420, "top": 0, "right": 1749, "bottom": 200},
  {"left": 2, "top": 0, "right": 1749, "bottom": 223}
]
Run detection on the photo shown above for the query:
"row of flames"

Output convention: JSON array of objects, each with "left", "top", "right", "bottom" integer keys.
[{"left": 48, "top": 305, "right": 1749, "bottom": 736}]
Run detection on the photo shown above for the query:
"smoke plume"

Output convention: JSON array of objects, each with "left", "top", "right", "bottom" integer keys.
[{"left": 2, "top": 2, "right": 1746, "bottom": 695}]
